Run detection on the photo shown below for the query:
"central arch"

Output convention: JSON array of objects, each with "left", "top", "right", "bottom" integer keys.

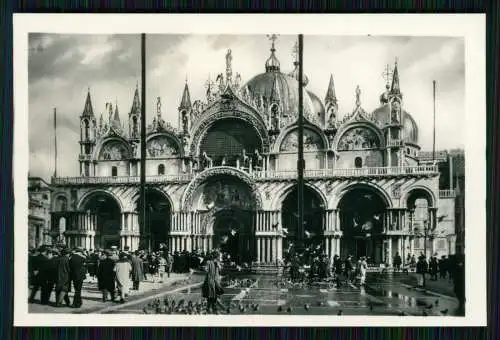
[
  {"left": 80, "top": 191, "right": 122, "bottom": 249},
  {"left": 337, "top": 186, "right": 389, "bottom": 262},
  {"left": 281, "top": 185, "right": 326, "bottom": 260},
  {"left": 134, "top": 189, "right": 172, "bottom": 251}
]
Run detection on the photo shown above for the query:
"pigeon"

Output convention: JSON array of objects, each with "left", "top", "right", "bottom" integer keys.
[
  {"left": 226, "top": 307, "right": 231, "bottom": 314},
  {"left": 435, "top": 299, "right": 439, "bottom": 306},
  {"left": 282, "top": 228, "right": 289, "bottom": 235},
  {"left": 317, "top": 301, "right": 325, "bottom": 307},
  {"left": 239, "top": 304, "right": 245, "bottom": 312},
  {"left": 286, "top": 306, "right": 292, "bottom": 313},
  {"left": 398, "top": 311, "right": 407, "bottom": 316},
  {"left": 253, "top": 304, "right": 260, "bottom": 311},
  {"left": 440, "top": 309, "right": 448, "bottom": 315},
  {"left": 422, "top": 311, "right": 428, "bottom": 316},
  {"left": 304, "top": 303, "right": 310, "bottom": 311},
  {"left": 337, "top": 310, "right": 343, "bottom": 316},
  {"left": 426, "top": 303, "right": 433, "bottom": 309},
  {"left": 230, "top": 229, "right": 237, "bottom": 236},
  {"left": 277, "top": 306, "right": 283, "bottom": 312},
  {"left": 369, "top": 302, "right": 374, "bottom": 312}
]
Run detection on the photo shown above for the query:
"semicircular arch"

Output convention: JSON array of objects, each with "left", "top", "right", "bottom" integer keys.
[
  {"left": 181, "top": 166, "right": 263, "bottom": 211},
  {"left": 77, "top": 189, "right": 125, "bottom": 213},
  {"left": 190, "top": 108, "right": 269, "bottom": 155},
  {"left": 332, "top": 182, "right": 392, "bottom": 210},
  {"left": 273, "top": 122, "right": 329, "bottom": 153},
  {"left": 146, "top": 132, "right": 184, "bottom": 158},
  {"left": 332, "top": 121, "right": 385, "bottom": 152},
  {"left": 93, "top": 136, "right": 132, "bottom": 161},
  {"left": 271, "top": 182, "right": 327, "bottom": 211},
  {"left": 130, "top": 187, "right": 174, "bottom": 211},
  {"left": 402, "top": 186, "right": 436, "bottom": 208}
]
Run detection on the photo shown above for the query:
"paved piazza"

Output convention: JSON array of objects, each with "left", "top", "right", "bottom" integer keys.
[{"left": 105, "top": 273, "right": 460, "bottom": 316}]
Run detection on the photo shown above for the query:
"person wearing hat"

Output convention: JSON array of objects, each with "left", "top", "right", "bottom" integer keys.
[
  {"left": 97, "top": 250, "right": 116, "bottom": 302},
  {"left": 130, "top": 250, "right": 145, "bottom": 291},
  {"left": 69, "top": 248, "right": 87, "bottom": 308},
  {"left": 55, "top": 248, "right": 71, "bottom": 307},
  {"left": 28, "top": 246, "right": 53, "bottom": 304}
]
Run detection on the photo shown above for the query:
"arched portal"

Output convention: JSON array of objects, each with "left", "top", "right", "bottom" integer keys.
[
  {"left": 338, "top": 187, "right": 388, "bottom": 262},
  {"left": 281, "top": 186, "right": 325, "bottom": 260},
  {"left": 135, "top": 189, "right": 172, "bottom": 251},
  {"left": 188, "top": 173, "right": 258, "bottom": 263},
  {"left": 81, "top": 193, "right": 121, "bottom": 249},
  {"left": 199, "top": 118, "right": 263, "bottom": 167}
]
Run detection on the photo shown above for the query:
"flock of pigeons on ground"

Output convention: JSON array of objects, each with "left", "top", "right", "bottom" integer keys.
[{"left": 141, "top": 276, "right": 450, "bottom": 316}]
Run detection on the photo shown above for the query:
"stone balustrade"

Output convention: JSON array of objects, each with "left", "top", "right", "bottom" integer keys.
[{"left": 52, "top": 165, "right": 438, "bottom": 185}]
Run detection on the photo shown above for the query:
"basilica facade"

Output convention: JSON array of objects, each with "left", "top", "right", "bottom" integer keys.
[{"left": 50, "top": 37, "right": 457, "bottom": 266}]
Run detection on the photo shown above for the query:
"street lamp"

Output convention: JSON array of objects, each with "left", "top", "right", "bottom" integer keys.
[{"left": 413, "top": 218, "right": 435, "bottom": 287}]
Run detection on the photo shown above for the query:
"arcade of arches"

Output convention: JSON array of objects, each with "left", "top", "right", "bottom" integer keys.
[{"left": 55, "top": 186, "right": 438, "bottom": 266}]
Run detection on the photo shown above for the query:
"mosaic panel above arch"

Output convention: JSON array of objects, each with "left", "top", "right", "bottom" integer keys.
[
  {"left": 337, "top": 127, "right": 380, "bottom": 151},
  {"left": 99, "top": 140, "right": 130, "bottom": 160},
  {"left": 279, "top": 128, "right": 324, "bottom": 152},
  {"left": 146, "top": 135, "right": 180, "bottom": 158}
]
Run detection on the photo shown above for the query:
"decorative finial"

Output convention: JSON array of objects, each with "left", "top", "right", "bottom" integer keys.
[
  {"left": 267, "top": 34, "right": 279, "bottom": 51},
  {"left": 382, "top": 64, "right": 393, "bottom": 88},
  {"left": 157, "top": 97, "right": 161, "bottom": 116},
  {"left": 225, "top": 49, "right": 233, "bottom": 84},
  {"left": 136, "top": 80, "right": 139, "bottom": 89},
  {"left": 292, "top": 40, "right": 299, "bottom": 64},
  {"left": 355, "top": 85, "right": 361, "bottom": 106}
]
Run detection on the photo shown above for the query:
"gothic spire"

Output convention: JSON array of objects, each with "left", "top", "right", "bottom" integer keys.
[
  {"left": 390, "top": 58, "right": 401, "bottom": 96},
  {"left": 82, "top": 87, "right": 94, "bottom": 117},
  {"left": 130, "top": 82, "right": 141, "bottom": 115},
  {"left": 179, "top": 81, "right": 192, "bottom": 110},
  {"left": 112, "top": 101, "right": 121, "bottom": 129},
  {"left": 325, "top": 74, "right": 337, "bottom": 104}
]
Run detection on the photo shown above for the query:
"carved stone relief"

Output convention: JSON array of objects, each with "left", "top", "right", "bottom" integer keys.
[
  {"left": 337, "top": 128, "right": 379, "bottom": 151},
  {"left": 146, "top": 136, "right": 179, "bottom": 158}
]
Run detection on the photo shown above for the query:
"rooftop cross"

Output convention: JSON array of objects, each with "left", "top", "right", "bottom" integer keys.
[{"left": 267, "top": 34, "right": 279, "bottom": 51}]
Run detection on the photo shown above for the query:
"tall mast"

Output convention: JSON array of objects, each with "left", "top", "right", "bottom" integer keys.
[
  {"left": 432, "top": 80, "right": 436, "bottom": 161},
  {"left": 53, "top": 108, "right": 57, "bottom": 178},
  {"left": 297, "top": 34, "right": 305, "bottom": 252},
  {"left": 140, "top": 34, "right": 147, "bottom": 250}
]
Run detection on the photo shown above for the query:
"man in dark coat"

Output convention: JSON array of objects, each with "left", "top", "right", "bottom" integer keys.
[
  {"left": 55, "top": 248, "right": 71, "bottom": 307},
  {"left": 28, "top": 246, "right": 52, "bottom": 304},
  {"left": 393, "top": 252, "right": 402, "bottom": 272},
  {"left": 69, "top": 248, "right": 87, "bottom": 308},
  {"left": 416, "top": 255, "right": 428, "bottom": 287},
  {"left": 452, "top": 253, "right": 465, "bottom": 314},
  {"left": 130, "top": 251, "right": 144, "bottom": 290},
  {"left": 97, "top": 250, "right": 116, "bottom": 302},
  {"left": 165, "top": 251, "right": 174, "bottom": 278}
]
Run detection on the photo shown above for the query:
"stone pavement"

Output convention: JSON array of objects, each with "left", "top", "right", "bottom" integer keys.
[
  {"left": 107, "top": 274, "right": 461, "bottom": 316},
  {"left": 28, "top": 272, "right": 202, "bottom": 314},
  {"left": 393, "top": 272, "right": 456, "bottom": 298}
]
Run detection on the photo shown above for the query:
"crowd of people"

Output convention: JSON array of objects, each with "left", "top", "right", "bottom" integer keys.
[{"left": 28, "top": 244, "right": 211, "bottom": 308}]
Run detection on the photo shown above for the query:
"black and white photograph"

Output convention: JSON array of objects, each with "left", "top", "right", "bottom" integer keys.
[{"left": 14, "top": 14, "right": 486, "bottom": 326}]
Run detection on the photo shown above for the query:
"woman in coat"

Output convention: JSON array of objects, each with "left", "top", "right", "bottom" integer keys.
[
  {"left": 55, "top": 248, "right": 71, "bottom": 307},
  {"left": 202, "top": 251, "right": 223, "bottom": 314},
  {"left": 359, "top": 257, "right": 368, "bottom": 286},
  {"left": 114, "top": 253, "right": 132, "bottom": 303}
]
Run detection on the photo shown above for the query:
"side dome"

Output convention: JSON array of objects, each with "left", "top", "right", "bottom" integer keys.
[
  {"left": 371, "top": 104, "right": 419, "bottom": 145},
  {"left": 244, "top": 72, "right": 316, "bottom": 123},
  {"left": 307, "top": 90, "right": 325, "bottom": 126}
]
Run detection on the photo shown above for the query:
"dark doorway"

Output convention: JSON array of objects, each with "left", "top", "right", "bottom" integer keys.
[
  {"left": 338, "top": 188, "right": 387, "bottom": 262},
  {"left": 281, "top": 186, "right": 325, "bottom": 260},
  {"left": 212, "top": 210, "right": 253, "bottom": 264},
  {"left": 140, "top": 190, "right": 171, "bottom": 251}
]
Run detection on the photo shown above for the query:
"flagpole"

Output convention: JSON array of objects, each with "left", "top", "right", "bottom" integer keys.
[
  {"left": 140, "top": 34, "right": 147, "bottom": 251},
  {"left": 297, "top": 34, "right": 305, "bottom": 253},
  {"left": 53, "top": 108, "right": 57, "bottom": 178},
  {"left": 432, "top": 80, "right": 436, "bottom": 161}
]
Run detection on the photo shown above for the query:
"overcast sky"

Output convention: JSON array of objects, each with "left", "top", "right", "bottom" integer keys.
[{"left": 28, "top": 34, "right": 464, "bottom": 179}]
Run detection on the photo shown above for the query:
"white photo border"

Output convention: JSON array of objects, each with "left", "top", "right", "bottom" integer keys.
[{"left": 13, "top": 13, "right": 486, "bottom": 327}]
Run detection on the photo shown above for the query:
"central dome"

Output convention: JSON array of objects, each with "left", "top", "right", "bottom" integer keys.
[{"left": 244, "top": 72, "right": 317, "bottom": 123}]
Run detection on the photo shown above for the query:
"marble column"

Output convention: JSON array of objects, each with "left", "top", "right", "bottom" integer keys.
[
  {"left": 335, "top": 237, "right": 340, "bottom": 256},
  {"left": 277, "top": 237, "right": 283, "bottom": 262},
  {"left": 387, "top": 237, "right": 393, "bottom": 265},
  {"left": 257, "top": 238, "right": 261, "bottom": 263}
]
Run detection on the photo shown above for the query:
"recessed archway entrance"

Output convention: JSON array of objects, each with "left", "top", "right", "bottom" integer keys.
[
  {"left": 338, "top": 187, "right": 388, "bottom": 262},
  {"left": 136, "top": 189, "right": 172, "bottom": 251},
  {"left": 211, "top": 209, "right": 254, "bottom": 264},
  {"left": 281, "top": 186, "right": 325, "bottom": 259},
  {"left": 81, "top": 193, "right": 121, "bottom": 249}
]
